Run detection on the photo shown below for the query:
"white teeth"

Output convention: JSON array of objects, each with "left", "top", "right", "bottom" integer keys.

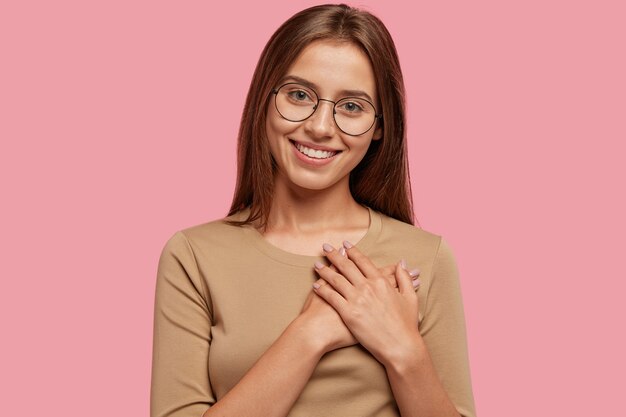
[{"left": 295, "top": 143, "right": 337, "bottom": 159}]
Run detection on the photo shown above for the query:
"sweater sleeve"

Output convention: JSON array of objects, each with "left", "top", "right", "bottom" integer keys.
[
  {"left": 419, "top": 238, "right": 477, "bottom": 417},
  {"left": 150, "top": 231, "right": 216, "bottom": 417}
]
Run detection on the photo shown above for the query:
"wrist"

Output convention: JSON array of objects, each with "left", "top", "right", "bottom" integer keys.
[
  {"left": 289, "top": 314, "right": 331, "bottom": 357},
  {"left": 381, "top": 331, "right": 427, "bottom": 374}
]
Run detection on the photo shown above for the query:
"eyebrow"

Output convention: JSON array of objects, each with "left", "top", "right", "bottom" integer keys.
[{"left": 278, "top": 75, "right": 375, "bottom": 103}]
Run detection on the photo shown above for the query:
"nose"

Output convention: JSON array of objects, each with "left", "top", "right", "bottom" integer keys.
[{"left": 304, "top": 99, "right": 336, "bottom": 139}]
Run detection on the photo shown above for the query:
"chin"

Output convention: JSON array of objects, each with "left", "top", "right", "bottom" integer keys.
[{"left": 281, "top": 170, "right": 348, "bottom": 193}]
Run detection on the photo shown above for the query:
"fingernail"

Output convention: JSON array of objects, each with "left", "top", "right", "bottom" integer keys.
[
  {"left": 312, "top": 282, "right": 321, "bottom": 289},
  {"left": 413, "top": 279, "right": 421, "bottom": 288},
  {"left": 314, "top": 261, "right": 325, "bottom": 269},
  {"left": 409, "top": 268, "right": 420, "bottom": 278},
  {"left": 400, "top": 259, "right": 407, "bottom": 269},
  {"left": 339, "top": 246, "right": 346, "bottom": 257},
  {"left": 343, "top": 240, "right": 353, "bottom": 249},
  {"left": 322, "top": 243, "right": 334, "bottom": 252}
]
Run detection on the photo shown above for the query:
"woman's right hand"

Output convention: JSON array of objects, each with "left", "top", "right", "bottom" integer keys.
[{"left": 299, "top": 286, "right": 358, "bottom": 353}]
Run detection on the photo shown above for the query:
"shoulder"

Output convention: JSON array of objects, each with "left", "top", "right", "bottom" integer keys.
[
  {"left": 433, "top": 237, "right": 457, "bottom": 268},
  {"left": 161, "top": 210, "right": 251, "bottom": 256},
  {"left": 181, "top": 214, "right": 245, "bottom": 243},
  {"left": 374, "top": 209, "right": 460, "bottom": 274},
  {"left": 379, "top": 212, "right": 440, "bottom": 240},
  {"left": 376, "top": 210, "right": 444, "bottom": 255}
]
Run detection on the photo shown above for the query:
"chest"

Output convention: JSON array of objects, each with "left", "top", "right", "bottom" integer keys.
[
  {"left": 198, "top": 244, "right": 427, "bottom": 402},
  {"left": 202, "top": 253, "right": 312, "bottom": 395},
  {"left": 261, "top": 229, "right": 368, "bottom": 256}
]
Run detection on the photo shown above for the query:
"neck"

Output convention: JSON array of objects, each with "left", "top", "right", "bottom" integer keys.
[{"left": 264, "top": 174, "right": 368, "bottom": 235}]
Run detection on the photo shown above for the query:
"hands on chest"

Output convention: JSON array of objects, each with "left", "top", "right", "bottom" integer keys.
[{"left": 299, "top": 241, "right": 424, "bottom": 369}]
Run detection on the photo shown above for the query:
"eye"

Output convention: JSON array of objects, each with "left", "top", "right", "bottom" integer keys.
[
  {"left": 287, "top": 89, "right": 314, "bottom": 103},
  {"left": 338, "top": 100, "right": 365, "bottom": 114}
]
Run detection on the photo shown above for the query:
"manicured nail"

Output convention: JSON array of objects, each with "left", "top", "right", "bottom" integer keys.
[
  {"left": 400, "top": 259, "right": 407, "bottom": 270},
  {"left": 322, "top": 243, "right": 334, "bottom": 252},
  {"left": 312, "top": 282, "right": 321, "bottom": 289},
  {"left": 343, "top": 240, "right": 353, "bottom": 249},
  {"left": 314, "top": 261, "right": 325, "bottom": 269},
  {"left": 413, "top": 279, "right": 421, "bottom": 288},
  {"left": 339, "top": 246, "right": 346, "bottom": 256},
  {"left": 409, "top": 268, "right": 420, "bottom": 278}
]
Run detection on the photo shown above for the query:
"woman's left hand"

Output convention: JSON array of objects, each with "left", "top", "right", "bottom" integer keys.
[{"left": 312, "top": 242, "right": 423, "bottom": 368}]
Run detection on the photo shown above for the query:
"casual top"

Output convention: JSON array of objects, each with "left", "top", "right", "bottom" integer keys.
[{"left": 150, "top": 207, "right": 476, "bottom": 417}]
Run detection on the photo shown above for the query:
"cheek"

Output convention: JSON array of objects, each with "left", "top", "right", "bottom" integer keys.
[
  {"left": 266, "top": 106, "right": 291, "bottom": 136},
  {"left": 265, "top": 110, "right": 280, "bottom": 148},
  {"left": 347, "top": 136, "right": 374, "bottom": 156},
  {"left": 344, "top": 139, "right": 375, "bottom": 171},
  {"left": 265, "top": 112, "right": 295, "bottom": 163},
  {"left": 350, "top": 148, "right": 369, "bottom": 168}
]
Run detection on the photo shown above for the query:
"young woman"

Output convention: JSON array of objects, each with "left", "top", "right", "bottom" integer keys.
[{"left": 151, "top": 4, "right": 476, "bottom": 417}]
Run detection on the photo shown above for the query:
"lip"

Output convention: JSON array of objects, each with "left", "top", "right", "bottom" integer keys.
[
  {"left": 290, "top": 140, "right": 341, "bottom": 167},
  {"left": 290, "top": 139, "right": 341, "bottom": 152}
]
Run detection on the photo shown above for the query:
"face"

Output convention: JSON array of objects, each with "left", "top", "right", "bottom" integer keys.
[{"left": 265, "top": 40, "right": 382, "bottom": 193}]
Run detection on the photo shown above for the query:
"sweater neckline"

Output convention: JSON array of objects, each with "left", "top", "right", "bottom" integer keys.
[{"left": 232, "top": 206, "right": 383, "bottom": 268}]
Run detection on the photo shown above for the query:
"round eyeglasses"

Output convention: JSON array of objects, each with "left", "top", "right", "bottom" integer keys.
[{"left": 271, "top": 83, "right": 382, "bottom": 136}]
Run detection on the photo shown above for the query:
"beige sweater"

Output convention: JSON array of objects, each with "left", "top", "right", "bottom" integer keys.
[{"left": 150, "top": 207, "right": 476, "bottom": 417}]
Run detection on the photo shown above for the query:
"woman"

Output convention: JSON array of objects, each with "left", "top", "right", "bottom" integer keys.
[{"left": 151, "top": 4, "right": 476, "bottom": 417}]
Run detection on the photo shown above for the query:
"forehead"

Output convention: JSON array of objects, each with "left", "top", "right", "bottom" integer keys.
[{"left": 282, "top": 40, "right": 377, "bottom": 101}]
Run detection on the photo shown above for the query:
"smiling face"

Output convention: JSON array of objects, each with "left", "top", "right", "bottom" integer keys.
[{"left": 265, "top": 40, "right": 382, "bottom": 193}]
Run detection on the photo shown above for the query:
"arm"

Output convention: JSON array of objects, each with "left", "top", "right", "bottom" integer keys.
[
  {"left": 384, "top": 333, "right": 462, "bottom": 417},
  {"left": 385, "top": 238, "right": 476, "bottom": 417},
  {"left": 151, "top": 232, "right": 355, "bottom": 417},
  {"left": 201, "top": 315, "right": 325, "bottom": 417},
  {"left": 415, "top": 238, "right": 476, "bottom": 416},
  {"left": 151, "top": 232, "right": 215, "bottom": 417}
]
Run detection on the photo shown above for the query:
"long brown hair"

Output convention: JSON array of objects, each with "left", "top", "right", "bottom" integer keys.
[{"left": 228, "top": 4, "right": 415, "bottom": 227}]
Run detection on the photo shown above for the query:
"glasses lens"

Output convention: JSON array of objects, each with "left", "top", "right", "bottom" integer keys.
[
  {"left": 275, "top": 83, "right": 318, "bottom": 121},
  {"left": 334, "top": 98, "right": 377, "bottom": 136}
]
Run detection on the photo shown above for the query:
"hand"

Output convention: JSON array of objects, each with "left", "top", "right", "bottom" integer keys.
[
  {"left": 328, "top": 247, "right": 421, "bottom": 289},
  {"left": 299, "top": 284, "right": 357, "bottom": 353},
  {"left": 299, "top": 250, "right": 420, "bottom": 355},
  {"left": 312, "top": 242, "right": 422, "bottom": 367}
]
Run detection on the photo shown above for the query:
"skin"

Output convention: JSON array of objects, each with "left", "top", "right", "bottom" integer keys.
[
  {"left": 262, "top": 39, "right": 382, "bottom": 255},
  {"left": 202, "top": 40, "right": 460, "bottom": 417}
]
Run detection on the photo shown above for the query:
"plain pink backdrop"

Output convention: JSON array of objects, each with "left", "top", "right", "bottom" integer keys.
[{"left": 1, "top": 0, "right": 624, "bottom": 415}]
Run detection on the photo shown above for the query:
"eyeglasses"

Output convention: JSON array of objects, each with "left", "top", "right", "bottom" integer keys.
[{"left": 271, "top": 83, "right": 382, "bottom": 136}]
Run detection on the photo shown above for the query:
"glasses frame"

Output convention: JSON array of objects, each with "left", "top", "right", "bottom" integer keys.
[{"left": 271, "top": 82, "right": 383, "bottom": 137}]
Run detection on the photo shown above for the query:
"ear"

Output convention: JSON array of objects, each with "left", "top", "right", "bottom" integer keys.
[{"left": 372, "top": 124, "right": 383, "bottom": 141}]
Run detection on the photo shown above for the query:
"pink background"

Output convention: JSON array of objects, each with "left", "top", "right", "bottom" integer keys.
[{"left": 1, "top": 0, "right": 624, "bottom": 415}]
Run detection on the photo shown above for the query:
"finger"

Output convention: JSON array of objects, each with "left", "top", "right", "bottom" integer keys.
[
  {"left": 395, "top": 259, "right": 414, "bottom": 294},
  {"left": 322, "top": 243, "right": 367, "bottom": 286},
  {"left": 342, "top": 241, "right": 383, "bottom": 280},
  {"left": 313, "top": 277, "right": 329, "bottom": 288},
  {"left": 409, "top": 268, "right": 420, "bottom": 279},
  {"left": 329, "top": 245, "right": 348, "bottom": 273},
  {"left": 380, "top": 264, "right": 396, "bottom": 276},
  {"left": 381, "top": 264, "right": 420, "bottom": 289},
  {"left": 410, "top": 269, "right": 421, "bottom": 291},
  {"left": 380, "top": 264, "right": 398, "bottom": 288},
  {"left": 312, "top": 278, "right": 347, "bottom": 313},
  {"left": 314, "top": 261, "right": 356, "bottom": 299}
]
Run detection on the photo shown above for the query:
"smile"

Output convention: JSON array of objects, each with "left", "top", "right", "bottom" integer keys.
[{"left": 292, "top": 141, "right": 339, "bottom": 159}]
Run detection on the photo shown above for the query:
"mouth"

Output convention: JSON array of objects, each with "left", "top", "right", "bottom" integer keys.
[{"left": 290, "top": 140, "right": 341, "bottom": 160}]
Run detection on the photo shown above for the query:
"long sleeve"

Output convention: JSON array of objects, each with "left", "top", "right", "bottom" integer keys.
[
  {"left": 150, "top": 231, "right": 216, "bottom": 417},
  {"left": 419, "top": 238, "right": 477, "bottom": 417}
]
